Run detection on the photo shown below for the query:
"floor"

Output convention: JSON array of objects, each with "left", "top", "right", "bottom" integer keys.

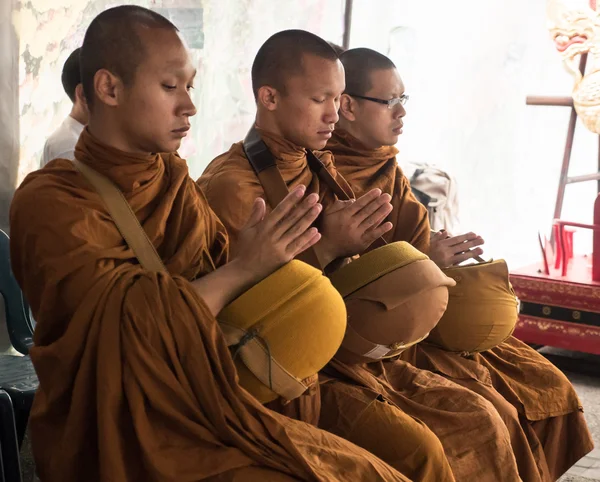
[{"left": 550, "top": 348, "right": 600, "bottom": 482}]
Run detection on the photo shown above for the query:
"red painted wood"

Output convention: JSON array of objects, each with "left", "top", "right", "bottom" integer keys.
[
  {"left": 511, "top": 259, "right": 600, "bottom": 354},
  {"left": 514, "top": 316, "right": 600, "bottom": 355},
  {"left": 593, "top": 194, "right": 600, "bottom": 281}
]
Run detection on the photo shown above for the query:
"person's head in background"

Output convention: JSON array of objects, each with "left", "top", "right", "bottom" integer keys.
[
  {"left": 337, "top": 48, "right": 407, "bottom": 150},
  {"left": 327, "top": 42, "right": 346, "bottom": 56},
  {"left": 80, "top": 5, "right": 196, "bottom": 154},
  {"left": 62, "top": 47, "right": 89, "bottom": 126},
  {"left": 252, "top": 30, "right": 345, "bottom": 151}
]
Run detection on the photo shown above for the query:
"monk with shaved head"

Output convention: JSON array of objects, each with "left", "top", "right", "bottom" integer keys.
[
  {"left": 199, "top": 29, "right": 523, "bottom": 482},
  {"left": 9, "top": 8, "right": 416, "bottom": 481},
  {"left": 328, "top": 46, "right": 595, "bottom": 481}
]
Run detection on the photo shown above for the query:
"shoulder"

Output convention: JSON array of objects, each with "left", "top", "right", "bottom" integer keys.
[
  {"left": 198, "top": 142, "right": 260, "bottom": 195},
  {"left": 12, "top": 160, "right": 102, "bottom": 228}
]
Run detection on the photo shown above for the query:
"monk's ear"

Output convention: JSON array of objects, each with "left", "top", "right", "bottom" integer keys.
[
  {"left": 257, "top": 85, "right": 279, "bottom": 111},
  {"left": 93, "top": 68, "right": 123, "bottom": 108},
  {"left": 75, "top": 83, "right": 87, "bottom": 107},
  {"left": 339, "top": 93, "right": 357, "bottom": 121}
]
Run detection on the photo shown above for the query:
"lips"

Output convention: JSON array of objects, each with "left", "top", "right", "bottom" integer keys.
[
  {"left": 318, "top": 130, "right": 333, "bottom": 137},
  {"left": 172, "top": 126, "right": 190, "bottom": 133},
  {"left": 392, "top": 124, "right": 403, "bottom": 134}
]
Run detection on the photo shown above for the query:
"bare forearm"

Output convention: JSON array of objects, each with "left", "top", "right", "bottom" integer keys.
[{"left": 190, "top": 259, "right": 259, "bottom": 316}]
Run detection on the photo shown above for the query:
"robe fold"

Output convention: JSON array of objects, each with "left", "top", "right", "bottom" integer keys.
[
  {"left": 327, "top": 128, "right": 595, "bottom": 481},
  {"left": 198, "top": 128, "right": 522, "bottom": 482},
  {"left": 9, "top": 128, "right": 412, "bottom": 482}
]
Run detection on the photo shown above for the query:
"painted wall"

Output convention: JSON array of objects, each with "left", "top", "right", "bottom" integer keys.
[{"left": 0, "top": 0, "right": 345, "bottom": 230}]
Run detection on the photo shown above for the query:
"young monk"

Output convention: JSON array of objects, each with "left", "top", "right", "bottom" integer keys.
[
  {"left": 9, "top": 8, "right": 414, "bottom": 481},
  {"left": 199, "top": 29, "right": 522, "bottom": 482},
  {"left": 328, "top": 47, "right": 595, "bottom": 481}
]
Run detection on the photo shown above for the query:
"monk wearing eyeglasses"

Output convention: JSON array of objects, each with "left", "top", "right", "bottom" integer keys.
[{"left": 327, "top": 47, "right": 594, "bottom": 482}]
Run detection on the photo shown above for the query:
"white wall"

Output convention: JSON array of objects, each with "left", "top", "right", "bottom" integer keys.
[{"left": 349, "top": 0, "right": 599, "bottom": 269}]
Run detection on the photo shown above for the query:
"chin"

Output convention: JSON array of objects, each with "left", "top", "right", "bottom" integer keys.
[
  {"left": 385, "top": 135, "right": 399, "bottom": 147},
  {"left": 309, "top": 138, "right": 329, "bottom": 151},
  {"left": 155, "top": 140, "right": 182, "bottom": 154}
]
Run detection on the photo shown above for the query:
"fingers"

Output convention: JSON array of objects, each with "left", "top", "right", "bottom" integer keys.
[
  {"left": 357, "top": 201, "right": 393, "bottom": 232},
  {"left": 455, "top": 237, "right": 485, "bottom": 252},
  {"left": 288, "top": 228, "right": 322, "bottom": 259},
  {"left": 273, "top": 193, "right": 321, "bottom": 239},
  {"left": 266, "top": 185, "right": 308, "bottom": 227},
  {"left": 446, "top": 232, "right": 483, "bottom": 247},
  {"left": 363, "top": 222, "right": 393, "bottom": 245},
  {"left": 242, "top": 198, "right": 266, "bottom": 229},
  {"left": 451, "top": 246, "right": 484, "bottom": 265},
  {"left": 345, "top": 189, "right": 383, "bottom": 215},
  {"left": 278, "top": 200, "right": 323, "bottom": 244}
]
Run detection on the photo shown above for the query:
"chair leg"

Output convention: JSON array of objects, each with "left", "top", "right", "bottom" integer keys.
[{"left": 0, "top": 390, "right": 22, "bottom": 482}]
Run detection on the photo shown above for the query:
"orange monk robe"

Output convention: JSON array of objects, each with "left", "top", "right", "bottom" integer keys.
[
  {"left": 328, "top": 128, "right": 595, "bottom": 482},
  {"left": 9, "top": 128, "right": 412, "bottom": 482},
  {"left": 198, "top": 128, "right": 522, "bottom": 482}
]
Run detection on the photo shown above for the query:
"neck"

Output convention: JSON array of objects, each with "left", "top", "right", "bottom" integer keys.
[
  {"left": 336, "top": 119, "right": 376, "bottom": 150},
  {"left": 87, "top": 114, "right": 143, "bottom": 155},
  {"left": 69, "top": 105, "right": 87, "bottom": 126},
  {"left": 254, "top": 111, "right": 286, "bottom": 140}
]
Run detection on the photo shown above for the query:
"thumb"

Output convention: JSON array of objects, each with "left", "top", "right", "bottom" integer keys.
[
  {"left": 243, "top": 197, "right": 266, "bottom": 229},
  {"left": 328, "top": 198, "right": 354, "bottom": 214}
]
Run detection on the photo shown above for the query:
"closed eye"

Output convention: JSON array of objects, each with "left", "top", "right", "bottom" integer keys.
[
  {"left": 313, "top": 98, "right": 325, "bottom": 104},
  {"left": 162, "top": 84, "right": 176, "bottom": 91},
  {"left": 187, "top": 84, "right": 195, "bottom": 92}
]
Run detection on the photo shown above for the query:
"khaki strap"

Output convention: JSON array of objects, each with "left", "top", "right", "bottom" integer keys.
[
  {"left": 219, "top": 322, "right": 309, "bottom": 400},
  {"left": 243, "top": 127, "right": 322, "bottom": 269},
  {"left": 74, "top": 158, "right": 306, "bottom": 401},
  {"left": 242, "top": 127, "right": 387, "bottom": 267},
  {"left": 73, "top": 159, "right": 167, "bottom": 273}
]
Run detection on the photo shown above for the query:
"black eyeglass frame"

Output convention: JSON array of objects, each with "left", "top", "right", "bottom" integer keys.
[{"left": 345, "top": 93, "right": 409, "bottom": 109}]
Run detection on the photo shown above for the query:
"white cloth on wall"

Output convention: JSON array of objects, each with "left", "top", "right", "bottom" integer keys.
[{"left": 40, "top": 115, "right": 84, "bottom": 167}]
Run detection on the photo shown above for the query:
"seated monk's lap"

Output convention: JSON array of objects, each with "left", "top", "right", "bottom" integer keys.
[
  {"left": 319, "top": 381, "right": 452, "bottom": 482},
  {"left": 207, "top": 466, "right": 303, "bottom": 481}
]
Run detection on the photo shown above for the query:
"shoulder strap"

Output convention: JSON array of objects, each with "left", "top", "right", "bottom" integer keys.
[
  {"left": 74, "top": 158, "right": 314, "bottom": 400},
  {"left": 243, "top": 127, "right": 322, "bottom": 269},
  {"left": 305, "top": 149, "right": 353, "bottom": 201},
  {"left": 73, "top": 159, "right": 167, "bottom": 273}
]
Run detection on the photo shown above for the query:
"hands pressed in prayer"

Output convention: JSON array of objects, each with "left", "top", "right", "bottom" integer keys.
[
  {"left": 193, "top": 185, "right": 322, "bottom": 316},
  {"left": 232, "top": 185, "right": 322, "bottom": 279},
  {"left": 428, "top": 230, "right": 485, "bottom": 268},
  {"left": 316, "top": 188, "right": 393, "bottom": 266}
]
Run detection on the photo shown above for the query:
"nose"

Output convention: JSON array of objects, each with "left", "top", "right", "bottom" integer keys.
[
  {"left": 180, "top": 90, "right": 197, "bottom": 118},
  {"left": 393, "top": 103, "right": 406, "bottom": 119},
  {"left": 324, "top": 98, "right": 339, "bottom": 125}
]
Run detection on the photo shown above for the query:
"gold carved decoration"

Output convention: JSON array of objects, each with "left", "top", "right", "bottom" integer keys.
[{"left": 548, "top": 0, "right": 600, "bottom": 133}]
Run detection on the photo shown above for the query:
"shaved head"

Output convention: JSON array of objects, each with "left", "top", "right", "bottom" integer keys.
[
  {"left": 62, "top": 48, "right": 82, "bottom": 102},
  {"left": 328, "top": 42, "right": 346, "bottom": 56},
  {"left": 80, "top": 5, "right": 178, "bottom": 109},
  {"left": 340, "top": 48, "right": 396, "bottom": 96},
  {"left": 251, "top": 29, "right": 339, "bottom": 100}
]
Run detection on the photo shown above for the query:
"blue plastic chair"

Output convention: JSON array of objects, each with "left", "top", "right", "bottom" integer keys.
[
  {"left": 0, "top": 390, "right": 21, "bottom": 482},
  {"left": 0, "top": 230, "right": 38, "bottom": 449},
  {"left": 0, "top": 230, "right": 34, "bottom": 356}
]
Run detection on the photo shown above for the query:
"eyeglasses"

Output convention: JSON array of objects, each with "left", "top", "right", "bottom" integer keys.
[{"left": 346, "top": 93, "right": 409, "bottom": 109}]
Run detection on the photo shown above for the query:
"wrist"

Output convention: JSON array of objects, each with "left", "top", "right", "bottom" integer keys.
[
  {"left": 314, "top": 237, "right": 338, "bottom": 267},
  {"left": 225, "top": 257, "right": 264, "bottom": 289}
]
